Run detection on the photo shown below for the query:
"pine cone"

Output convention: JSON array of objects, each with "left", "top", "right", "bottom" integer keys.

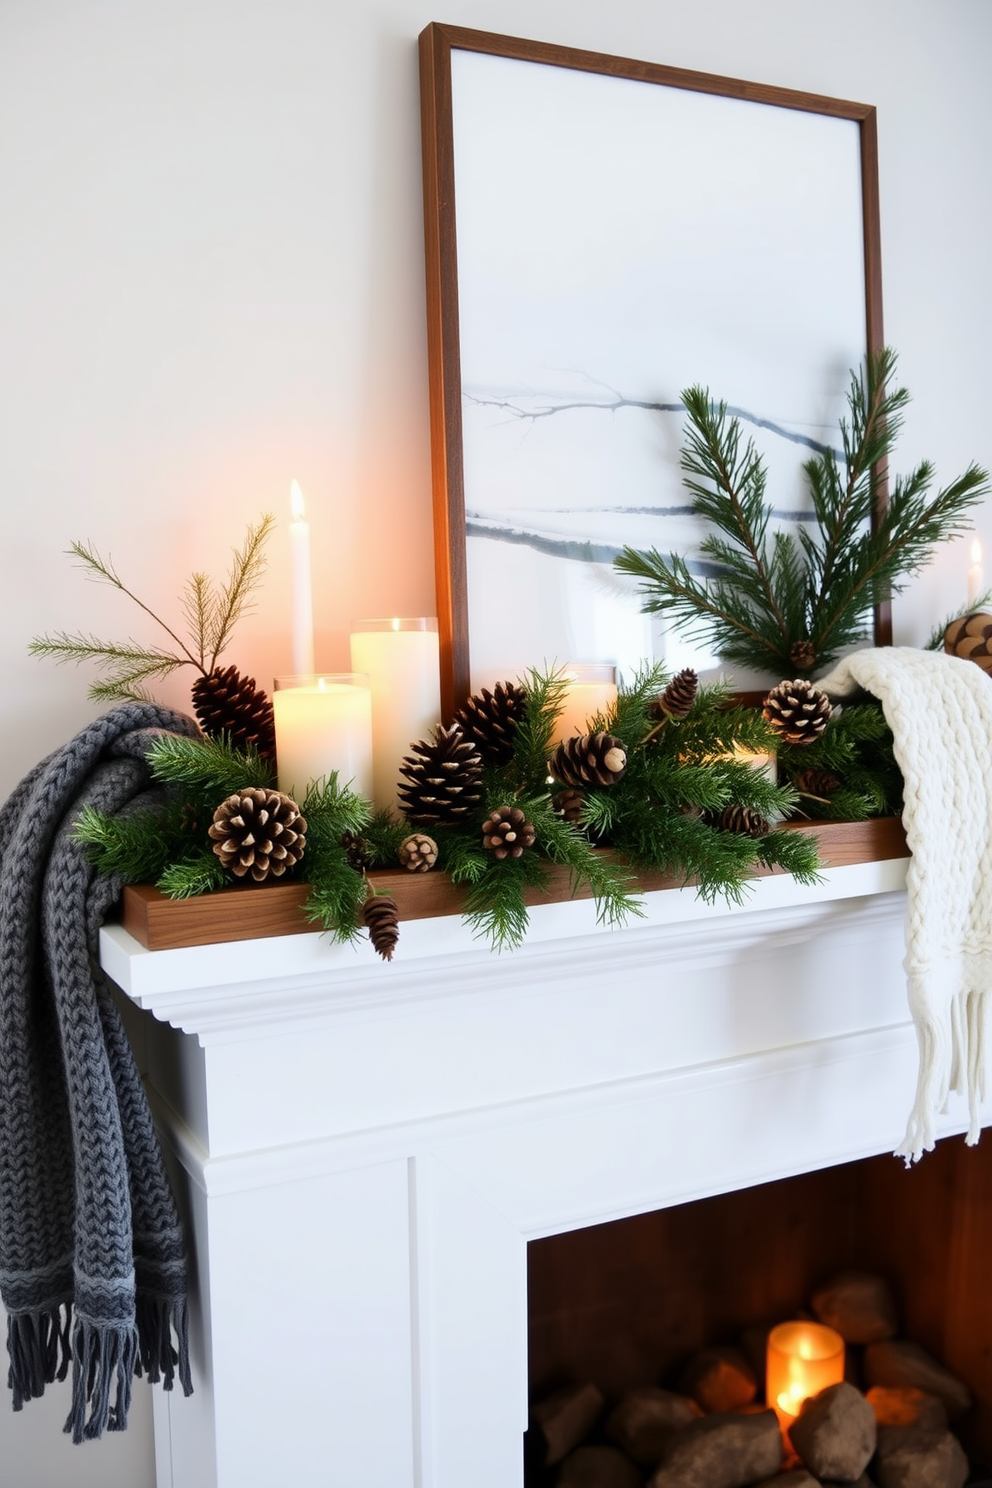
[
  {"left": 944, "top": 612, "right": 992, "bottom": 675},
  {"left": 452, "top": 681, "right": 527, "bottom": 765},
  {"left": 364, "top": 894, "right": 399, "bottom": 961},
  {"left": 789, "top": 639, "right": 817, "bottom": 672},
  {"left": 481, "top": 806, "right": 536, "bottom": 859},
  {"left": 550, "top": 732, "right": 627, "bottom": 787},
  {"left": 649, "top": 668, "right": 698, "bottom": 721},
  {"left": 341, "top": 832, "right": 373, "bottom": 870},
  {"left": 207, "top": 788, "right": 306, "bottom": 882},
  {"left": 192, "top": 665, "right": 276, "bottom": 760},
  {"left": 397, "top": 725, "right": 483, "bottom": 825},
  {"left": 793, "top": 768, "right": 841, "bottom": 799},
  {"left": 551, "top": 789, "right": 586, "bottom": 824},
  {"left": 398, "top": 833, "right": 438, "bottom": 872},
  {"left": 719, "top": 803, "right": 772, "bottom": 838},
  {"left": 762, "top": 679, "right": 832, "bottom": 745}
]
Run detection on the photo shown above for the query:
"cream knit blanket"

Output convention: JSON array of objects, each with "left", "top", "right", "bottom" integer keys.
[{"left": 818, "top": 647, "right": 992, "bottom": 1161}]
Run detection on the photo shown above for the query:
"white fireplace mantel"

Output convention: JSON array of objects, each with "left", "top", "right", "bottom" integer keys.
[{"left": 101, "top": 856, "right": 982, "bottom": 1488}]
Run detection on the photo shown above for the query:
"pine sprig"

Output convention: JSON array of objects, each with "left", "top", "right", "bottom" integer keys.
[
  {"left": 462, "top": 851, "right": 550, "bottom": 952},
  {"left": 777, "top": 702, "right": 901, "bottom": 820},
  {"left": 146, "top": 732, "right": 274, "bottom": 801},
  {"left": 614, "top": 350, "right": 989, "bottom": 676},
  {"left": 30, "top": 514, "right": 275, "bottom": 702},
  {"left": 73, "top": 798, "right": 187, "bottom": 883},
  {"left": 157, "top": 850, "right": 228, "bottom": 900}
]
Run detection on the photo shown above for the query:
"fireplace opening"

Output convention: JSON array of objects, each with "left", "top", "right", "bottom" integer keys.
[{"left": 526, "top": 1134, "right": 992, "bottom": 1485}]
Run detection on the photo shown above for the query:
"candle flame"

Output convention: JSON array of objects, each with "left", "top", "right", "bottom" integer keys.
[
  {"left": 290, "top": 478, "right": 306, "bottom": 521},
  {"left": 972, "top": 538, "right": 983, "bottom": 564}
]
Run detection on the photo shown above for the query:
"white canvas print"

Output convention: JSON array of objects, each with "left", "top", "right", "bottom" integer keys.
[{"left": 448, "top": 49, "right": 869, "bottom": 690}]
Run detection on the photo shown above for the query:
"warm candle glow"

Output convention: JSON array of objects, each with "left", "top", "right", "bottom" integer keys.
[
  {"left": 766, "top": 1321, "right": 845, "bottom": 1431},
  {"left": 551, "top": 663, "right": 618, "bottom": 747}
]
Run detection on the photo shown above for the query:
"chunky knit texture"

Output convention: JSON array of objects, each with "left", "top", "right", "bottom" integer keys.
[
  {"left": 818, "top": 648, "right": 992, "bottom": 1161},
  {"left": 0, "top": 705, "right": 198, "bottom": 1440}
]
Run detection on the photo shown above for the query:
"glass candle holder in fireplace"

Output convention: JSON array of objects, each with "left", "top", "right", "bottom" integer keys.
[{"left": 767, "top": 1320, "right": 845, "bottom": 1430}]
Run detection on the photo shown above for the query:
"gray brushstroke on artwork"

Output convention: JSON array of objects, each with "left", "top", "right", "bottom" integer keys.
[
  {"left": 464, "top": 387, "right": 844, "bottom": 459},
  {"left": 465, "top": 518, "right": 726, "bottom": 577},
  {"left": 506, "top": 502, "right": 819, "bottom": 523}
]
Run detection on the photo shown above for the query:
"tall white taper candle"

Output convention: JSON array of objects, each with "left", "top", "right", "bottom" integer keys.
[{"left": 289, "top": 479, "right": 315, "bottom": 677}]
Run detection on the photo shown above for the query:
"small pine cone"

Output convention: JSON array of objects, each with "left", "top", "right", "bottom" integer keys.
[
  {"left": 398, "top": 833, "right": 438, "bottom": 872},
  {"left": 550, "top": 731, "right": 627, "bottom": 788},
  {"left": 793, "top": 768, "right": 841, "bottom": 799},
  {"left": 762, "top": 678, "right": 833, "bottom": 746},
  {"left": 207, "top": 788, "right": 306, "bottom": 882},
  {"left": 192, "top": 665, "right": 276, "bottom": 760},
  {"left": 649, "top": 667, "right": 698, "bottom": 721},
  {"left": 482, "top": 806, "right": 536, "bottom": 860},
  {"left": 719, "top": 803, "right": 772, "bottom": 838},
  {"left": 341, "top": 832, "right": 373, "bottom": 870},
  {"left": 397, "top": 724, "right": 483, "bottom": 825},
  {"left": 552, "top": 789, "right": 586, "bottom": 824},
  {"left": 943, "top": 612, "right": 992, "bottom": 675},
  {"left": 452, "top": 681, "right": 527, "bottom": 765},
  {"left": 364, "top": 894, "right": 399, "bottom": 961},
  {"left": 789, "top": 639, "right": 817, "bottom": 672}
]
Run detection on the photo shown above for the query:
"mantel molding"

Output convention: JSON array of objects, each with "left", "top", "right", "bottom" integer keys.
[{"left": 101, "top": 861, "right": 908, "bottom": 1045}]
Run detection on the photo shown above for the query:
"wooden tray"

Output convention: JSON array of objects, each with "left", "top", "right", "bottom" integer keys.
[{"left": 119, "top": 817, "right": 908, "bottom": 953}]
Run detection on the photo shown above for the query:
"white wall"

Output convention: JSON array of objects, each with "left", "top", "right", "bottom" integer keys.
[{"left": 1, "top": 1, "right": 990, "bottom": 1482}]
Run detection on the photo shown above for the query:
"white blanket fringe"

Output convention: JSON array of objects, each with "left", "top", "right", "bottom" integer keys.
[{"left": 818, "top": 648, "right": 992, "bottom": 1161}]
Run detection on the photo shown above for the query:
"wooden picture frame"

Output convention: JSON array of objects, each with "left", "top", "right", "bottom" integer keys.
[{"left": 419, "top": 23, "right": 886, "bottom": 716}]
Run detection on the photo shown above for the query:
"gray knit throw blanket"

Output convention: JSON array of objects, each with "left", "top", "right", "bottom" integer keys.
[{"left": 0, "top": 704, "right": 199, "bottom": 1441}]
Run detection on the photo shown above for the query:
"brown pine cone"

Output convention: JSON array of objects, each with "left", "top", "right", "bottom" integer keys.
[
  {"left": 398, "top": 833, "right": 438, "bottom": 872},
  {"left": 551, "top": 789, "right": 586, "bottom": 824},
  {"left": 364, "top": 894, "right": 399, "bottom": 961},
  {"left": 481, "top": 806, "right": 536, "bottom": 859},
  {"left": 341, "top": 832, "right": 373, "bottom": 870},
  {"left": 789, "top": 639, "right": 817, "bottom": 672},
  {"left": 793, "top": 768, "right": 841, "bottom": 799},
  {"left": 192, "top": 665, "right": 276, "bottom": 760},
  {"left": 719, "top": 803, "right": 772, "bottom": 838},
  {"left": 649, "top": 667, "right": 698, "bottom": 721},
  {"left": 550, "top": 731, "right": 627, "bottom": 788},
  {"left": 452, "top": 681, "right": 527, "bottom": 765},
  {"left": 207, "top": 788, "right": 306, "bottom": 881},
  {"left": 397, "top": 724, "right": 483, "bottom": 825},
  {"left": 762, "top": 679, "right": 832, "bottom": 745},
  {"left": 944, "top": 612, "right": 992, "bottom": 675}
]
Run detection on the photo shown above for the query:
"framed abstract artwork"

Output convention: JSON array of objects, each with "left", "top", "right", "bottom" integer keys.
[{"left": 420, "top": 24, "right": 884, "bottom": 714}]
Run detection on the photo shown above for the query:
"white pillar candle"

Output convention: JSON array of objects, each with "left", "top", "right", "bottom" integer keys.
[
  {"left": 288, "top": 479, "right": 315, "bottom": 677},
  {"left": 968, "top": 538, "right": 984, "bottom": 608},
  {"left": 350, "top": 618, "right": 441, "bottom": 813},
  {"left": 730, "top": 745, "right": 778, "bottom": 783},
  {"left": 551, "top": 664, "right": 618, "bottom": 747},
  {"left": 273, "top": 675, "right": 373, "bottom": 801}
]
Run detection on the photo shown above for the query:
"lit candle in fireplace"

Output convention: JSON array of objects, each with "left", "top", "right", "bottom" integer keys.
[{"left": 766, "top": 1321, "right": 845, "bottom": 1430}]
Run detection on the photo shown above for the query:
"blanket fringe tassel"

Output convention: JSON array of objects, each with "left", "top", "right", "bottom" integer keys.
[
  {"left": 6, "top": 1306, "right": 71, "bottom": 1409},
  {"left": 896, "top": 987, "right": 988, "bottom": 1163}
]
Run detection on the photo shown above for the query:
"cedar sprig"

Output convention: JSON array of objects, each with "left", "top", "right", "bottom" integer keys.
[
  {"left": 614, "top": 350, "right": 989, "bottom": 676},
  {"left": 30, "top": 514, "right": 275, "bottom": 701}
]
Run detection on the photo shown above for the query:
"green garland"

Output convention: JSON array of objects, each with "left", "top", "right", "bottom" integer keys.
[
  {"left": 73, "top": 667, "right": 840, "bottom": 956},
  {"left": 776, "top": 699, "right": 902, "bottom": 821}
]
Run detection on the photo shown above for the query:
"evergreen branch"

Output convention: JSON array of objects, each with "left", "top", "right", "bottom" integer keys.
[
  {"left": 513, "top": 666, "right": 573, "bottom": 784},
  {"left": 157, "top": 850, "right": 228, "bottom": 899},
  {"left": 73, "top": 800, "right": 183, "bottom": 883},
  {"left": 28, "top": 634, "right": 191, "bottom": 701},
  {"left": 66, "top": 540, "right": 202, "bottom": 668},
  {"left": 206, "top": 513, "right": 276, "bottom": 667},
  {"left": 363, "top": 810, "right": 409, "bottom": 867},
  {"left": 181, "top": 572, "right": 215, "bottom": 671},
  {"left": 756, "top": 828, "right": 823, "bottom": 884},
  {"left": 300, "top": 842, "right": 368, "bottom": 945},
  {"left": 462, "top": 852, "right": 549, "bottom": 952},
  {"left": 145, "top": 732, "right": 274, "bottom": 800},
  {"left": 534, "top": 806, "right": 643, "bottom": 929}
]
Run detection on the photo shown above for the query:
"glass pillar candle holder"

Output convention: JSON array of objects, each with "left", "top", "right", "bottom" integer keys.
[
  {"left": 551, "top": 663, "right": 618, "bottom": 747},
  {"left": 349, "top": 618, "right": 441, "bottom": 813},
  {"left": 767, "top": 1320, "right": 845, "bottom": 1430},
  {"left": 272, "top": 674, "right": 373, "bottom": 802}
]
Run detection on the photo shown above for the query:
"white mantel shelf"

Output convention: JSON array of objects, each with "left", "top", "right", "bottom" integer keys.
[{"left": 101, "top": 854, "right": 983, "bottom": 1488}]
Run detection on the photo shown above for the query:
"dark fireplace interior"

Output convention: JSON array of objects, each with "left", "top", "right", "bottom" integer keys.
[{"left": 527, "top": 1133, "right": 992, "bottom": 1479}]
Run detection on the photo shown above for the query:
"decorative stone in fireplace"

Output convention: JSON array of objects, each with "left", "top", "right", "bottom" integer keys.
[{"left": 101, "top": 853, "right": 988, "bottom": 1488}]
